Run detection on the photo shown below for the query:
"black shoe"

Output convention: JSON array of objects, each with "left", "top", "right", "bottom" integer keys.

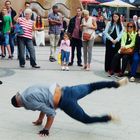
[
  {"left": 78, "top": 63, "right": 83, "bottom": 67},
  {"left": 117, "top": 72, "right": 124, "bottom": 77},
  {"left": 52, "top": 57, "right": 57, "bottom": 61},
  {"left": 8, "top": 56, "right": 13, "bottom": 59},
  {"left": 49, "top": 56, "right": 56, "bottom": 62},
  {"left": 32, "top": 65, "right": 40, "bottom": 68},
  {"left": 0, "top": 81, "right": 3, "bottom": 85},
  {"left": 68, "top": 62, "right": 73, "bottom": 66},
  {"left": 1, "top": 55, "right": 5, "bottom": 58},
  {"left": 20, "top": 65, "right": 25, "bottom": 68}
]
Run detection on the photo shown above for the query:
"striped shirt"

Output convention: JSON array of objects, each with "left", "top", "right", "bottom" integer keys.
[{"left": 18, "top": 17, "right": 33, "bottom": 39}]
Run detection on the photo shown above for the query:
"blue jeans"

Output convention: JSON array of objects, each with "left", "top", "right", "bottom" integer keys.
[
  {"left": 3, "top": 33, "right": 10, "bottom": 46},
  {"left": 18, "top": 37, "right": 37, "bottom": 66},
  {"left": 131, "top": 52, "right": 140, "bottom": 76},
  {"left": 58, "top": 81, "right": 119, "bottom": 124},
  {"left": 9, "top": 33, "right": 15, "bottom": 55},
  {"left": 61, "top": 50, "right": 70, "bottom": 64}
]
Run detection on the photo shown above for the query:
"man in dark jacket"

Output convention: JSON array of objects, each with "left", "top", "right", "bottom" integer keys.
[{"left": 67, "top": 7, "right": 83, "bottom": 66}]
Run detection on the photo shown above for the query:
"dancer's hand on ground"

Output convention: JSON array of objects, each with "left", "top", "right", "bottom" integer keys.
[
  {"left": 38, "top": 129, "right": 49, "bottom": 136},
  {"left": 32, "top": 120, "right": 42, "bottom": 125}
]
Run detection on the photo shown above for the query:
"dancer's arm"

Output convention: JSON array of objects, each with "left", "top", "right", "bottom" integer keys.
[
  {"left": 44, "top": 116, "right": 54, "bottom": 130},
  {"left": 39, "top": 116, "right": 54, "bottom": 136}
]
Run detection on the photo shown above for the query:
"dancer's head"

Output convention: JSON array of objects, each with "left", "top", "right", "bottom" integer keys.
[{"left": 11, "top": 93, "right": 21, "bottom": 108}]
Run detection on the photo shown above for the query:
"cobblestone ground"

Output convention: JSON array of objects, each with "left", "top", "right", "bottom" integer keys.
[{"left": 0, "top": 46, "right": 139, "bottom": 140}]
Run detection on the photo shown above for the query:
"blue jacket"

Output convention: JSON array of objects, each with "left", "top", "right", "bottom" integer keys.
[{"left": 104, "top": 21, "right": 124, "bottom": 42}]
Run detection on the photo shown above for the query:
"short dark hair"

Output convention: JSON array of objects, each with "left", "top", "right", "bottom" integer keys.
[
  {"left": 25, "top": 1, "right": 30, "bottom": 6},
  {"left": 77, "top": 7, "right": 82, "bottom": 11},
  {"left": 5, "top": 0, "right": 11, "bottom": 4},
  {"left": 11, "top": 95, "right": 18, "bottom": 107},
  {"left": 52, "top": 5, "right": 58, "bottom": 9}
]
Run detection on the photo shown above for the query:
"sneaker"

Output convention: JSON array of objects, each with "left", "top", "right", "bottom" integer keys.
[
  {"left": 8, "top": 56, "right": 13, "bottom": 59},
  {"left": 130, "top": 77, "right": 135, "bottom": 82},
  {"left": 117, "top": 72, "right": 124, "bottom": 77},
  {"left": 77, "top": 63, "right": 83, "bottom": 67},
  {"left": 107, "top": 70, "right": 114, "bottom": 77},
  {"left": 49, "top": 56, "right": 56, "bottom": 62},
  {"left": 32, "top": 65, "right": 40, "bottom": 68},
  {"left": 1, "top": 55, "right": 5, "bottom": 58},
  {"left": 68, "top": 62, "right": 73, "bottom": 66},
  {"left": 109, "top": 113, "right": 121, "bottom": 124},
  {"left": 20, "top": 65, "right": 25, "bottom": 68},
  {"left": 61, "top": 66, "right": 65, "bottom": 71},
  {"left": 117, "top": 77, "right": 129, "bottom": 87},
  {"left": 65, "top": 66, "right": 69, "bottom": 71},
  {"left": 52, "top": 57, "right": 57, "bottom": 61}
]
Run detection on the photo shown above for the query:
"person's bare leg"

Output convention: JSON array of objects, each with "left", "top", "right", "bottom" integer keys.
[
  {"left": 7, "top": 45, "right": 12, "bottom": 56},
  {"left": 1, "top": 46, "right": 5, "bottom": 56}
]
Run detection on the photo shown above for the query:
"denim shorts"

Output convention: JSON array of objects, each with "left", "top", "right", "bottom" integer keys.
[{"left": 2, "top": 33, "right": 10, "bottom": 46}]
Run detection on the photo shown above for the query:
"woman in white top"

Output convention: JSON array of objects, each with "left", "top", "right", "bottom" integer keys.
[
  {"left": 34, "top": 15, "right": 45, "bottom": 46},
  {"left": 80, "top": 10, "right": 97, "bottom": 71}
]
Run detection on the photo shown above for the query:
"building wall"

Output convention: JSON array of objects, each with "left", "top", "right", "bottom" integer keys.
[
  {"left": 0, "top": 0, "right": 24, "bottom": 13},
  {"left": 0, "top": 0, "right": 82, "bottom": 17}
]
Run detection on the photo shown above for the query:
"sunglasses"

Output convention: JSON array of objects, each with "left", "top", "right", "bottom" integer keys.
[{"left": 127, "top": 26, "right": 133, "bottom": 28}]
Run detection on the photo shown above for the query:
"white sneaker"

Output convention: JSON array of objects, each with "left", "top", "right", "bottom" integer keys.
[
  {"left": 118, "top": 77, "right": 129, "bottom": 87},
  {"left": 109, "top": 113, "right": 121, "bottom": 124},
  {"left": 61, "top": 66, "right": 65, "bottom": 71},
  {"left": 130, "top": 77, "right": 135, "bottom": 82},
  {"left": 65, "top": 66, "right": 69, "bottom": 71}
]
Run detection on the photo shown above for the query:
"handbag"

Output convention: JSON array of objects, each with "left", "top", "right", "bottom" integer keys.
[
  {"left": 13, "top": 23, "right": 24, "bottom": 35},
  {"left": 57, "top": 53, "right": 61, "bottom": 64},
  {"left": 83, "top": 32, "right": 91, "bottom": 41},
  {"left": 120, "top": 47, "right": 134, "bottom": 55},
  {"left": 120, "top": 33, "right": 134, "bottom": 55}
]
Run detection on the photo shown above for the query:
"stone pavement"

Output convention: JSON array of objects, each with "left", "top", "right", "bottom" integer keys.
[{"left": 0, "top": 45, "right": 140, "bottom": 140}]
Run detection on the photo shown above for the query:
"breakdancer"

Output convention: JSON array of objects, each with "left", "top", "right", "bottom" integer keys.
[{"left": 11, "top": 77, "right": 128, "bottom": 136}]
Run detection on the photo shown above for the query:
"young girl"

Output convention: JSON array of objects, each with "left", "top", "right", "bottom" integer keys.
[{"left": 59, "top": 33, "right": 71, "bottom": 71}]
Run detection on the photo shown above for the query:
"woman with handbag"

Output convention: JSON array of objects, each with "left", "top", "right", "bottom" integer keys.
[
  {"left": 104, "top": 13, "right": 124, "bottom": 73},
  {"left": 14, "top": 8, "right": 40, "bottom": 68},
  {"left": 80, "top": 10, "right": 97, "bottom": 71},
  {"left": 130, "top": 28, "right": 140, "bottom": 82},
  {"left": 109, "top": 22, "right": 137, "bottom": 77}
]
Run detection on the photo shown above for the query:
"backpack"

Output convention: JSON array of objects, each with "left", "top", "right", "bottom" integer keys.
[{"left": 13, "top": 23, "right": 24, "bottom": 35}]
